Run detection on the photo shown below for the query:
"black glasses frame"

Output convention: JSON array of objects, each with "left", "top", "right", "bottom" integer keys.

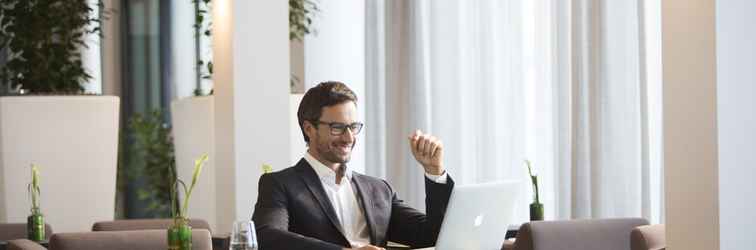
[{"left": 312, "top": 120, "right": 364, "bottom": 135}]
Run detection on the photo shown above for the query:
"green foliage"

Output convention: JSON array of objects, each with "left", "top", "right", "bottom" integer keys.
[
  {"left": 262, "top": 164, "right": 273, "bottom": 174},
  {"left": 125, "top": 110, "right": 177, "bottom": 217},
  {"left": 0, "top": 0, "right": 104, "bottom": 94},
  {"left": 28, "top": 164, "right": 42, "bottom": 214},
  {"left": 289, "top": 0, "right": 318, "bottom": 41},
  {"left": 525, "top": 159, "right": 540, "bottom": 204},
  {"left": 193, "top": 0, "right": 212, "bottom": 82},
  {"left": 171, "top": 153, "right": 208, "bottom": 219},
  {"left": 189, "top": 0, "right": 317, "bottom": 95}
]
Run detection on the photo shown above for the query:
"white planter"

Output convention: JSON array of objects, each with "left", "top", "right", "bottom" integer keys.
[
  {"left": 170, "top": 94, "right": 303, "bottom": 233},
  {"left": 170, "top": 96, "right": 216, "bottom": 231},
  {"left": 0, "top": 96, "right": 120, "bottom": 233}
]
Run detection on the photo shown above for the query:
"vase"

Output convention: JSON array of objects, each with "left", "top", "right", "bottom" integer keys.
[
  {"left": 27, "top": 213, "right": 45, "bottom": 241},
  {"left": 529, "top": 202, "right": 544, "bottom": 221},
  {"left": 167, "top": 217, "right": 192, "bottom": 250}
]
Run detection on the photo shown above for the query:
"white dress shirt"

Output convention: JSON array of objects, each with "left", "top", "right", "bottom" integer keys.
[{"left": 303, "top": 152, "right": 448, "bottom": 248}]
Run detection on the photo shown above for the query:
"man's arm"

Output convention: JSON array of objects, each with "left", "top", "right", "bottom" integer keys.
[
  {"left": 383, "top": 130, "right": 453, "bottom": 248},
  {"left": 385, "top": 176, "right": 454, "bottom": 248},
  {"left": 252, "top": 173, "right": 345, "bottom": 250}
]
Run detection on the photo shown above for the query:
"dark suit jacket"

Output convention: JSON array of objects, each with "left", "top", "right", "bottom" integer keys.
[{"left": 252, "top": 158, "right": 454, "bottom": 250}]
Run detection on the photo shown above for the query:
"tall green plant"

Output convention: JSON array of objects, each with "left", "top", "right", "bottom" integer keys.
[
  {"left": 171, "top": 154, "right": 209, "bottom": 219},
  {"left": 28, "top": 164, "right": 42, "bottom": 214},
  {"left": 192, "top": 0, "right": 213, "bottom": 90},
  {"left": 289, "top": 0, "right": 318, "bottom": 41},
  {"left": 125, "top": 110, "right": 177, "bottom": 217},
  {"left": 525, "top": 159, "right": 540, "bottom": 204},
  {"left": 0, "top": 0, "right": 104, "bottom": 94}
]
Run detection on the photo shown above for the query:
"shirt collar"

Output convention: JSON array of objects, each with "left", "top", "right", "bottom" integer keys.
[{"left": 304, "top": 151, "right": 352, "bottom": 183}]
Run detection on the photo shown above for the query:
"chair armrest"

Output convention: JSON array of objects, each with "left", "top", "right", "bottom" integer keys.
[
  {"left": 6, "top": 239, "right": 47, "bottom": 250},
  {"left": 631, "top": 224, "right": 665, "bottom": 250}
]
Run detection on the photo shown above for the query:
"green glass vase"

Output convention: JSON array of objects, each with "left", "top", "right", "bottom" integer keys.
[
  {"left": 27, "top": 213, "right": 45, "bottom": 242},
  {"left": 167, "top": 217, "right": 192, "bottom": 250},
  {"left": 529, "top": 202, "right": 544, "bottom": 221}
]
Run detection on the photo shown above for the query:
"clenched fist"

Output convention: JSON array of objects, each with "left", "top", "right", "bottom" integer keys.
[{"left": 408, "top": 130, "right": 445, "bottom": 175}]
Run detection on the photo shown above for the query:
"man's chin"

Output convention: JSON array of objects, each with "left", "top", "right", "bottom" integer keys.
[{"left": 331, "top": 155, "right": 351, "bottom": 164}]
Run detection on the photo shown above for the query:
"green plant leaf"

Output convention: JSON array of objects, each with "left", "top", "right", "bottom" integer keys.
[{"left": 262, "top": 164, "right": 273, "bottom": 174}]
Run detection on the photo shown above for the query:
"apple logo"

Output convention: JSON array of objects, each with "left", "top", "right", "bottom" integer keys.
[{"left": 474, "top": 214, "right": 484, "bottom": 227}]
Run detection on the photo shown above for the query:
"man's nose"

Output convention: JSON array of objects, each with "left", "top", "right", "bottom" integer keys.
[{"left": 340, "top": 127, "right": 356, "bottom": 142}]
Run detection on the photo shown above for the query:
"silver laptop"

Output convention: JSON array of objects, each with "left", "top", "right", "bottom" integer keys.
[{"left": 433, "top": 180, "right": 521, "bottom": 250}]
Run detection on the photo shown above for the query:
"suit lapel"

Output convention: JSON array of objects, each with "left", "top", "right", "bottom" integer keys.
[
  {"left": 294, "top": 159, "right": 348, "bottom": 240},
  {"left": 351, "top": 173, "right": 378, "bottom": 245}
]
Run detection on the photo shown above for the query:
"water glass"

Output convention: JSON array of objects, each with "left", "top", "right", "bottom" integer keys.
[{"left": 229, "top": 220, "right": 258, "bottom": 250}]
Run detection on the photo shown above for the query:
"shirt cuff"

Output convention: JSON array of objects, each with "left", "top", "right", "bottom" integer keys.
[{"left": 425, "top": 171, "right": 448, "bottom": 184}]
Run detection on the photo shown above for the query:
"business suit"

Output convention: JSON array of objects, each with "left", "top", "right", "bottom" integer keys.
[{"left": 252, "top": 158, "right": 455, "bottom": 250}]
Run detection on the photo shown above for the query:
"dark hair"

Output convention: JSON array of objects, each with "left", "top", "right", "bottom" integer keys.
[{"left": 297, "top": 81, "right": 358, "bottom": 143}]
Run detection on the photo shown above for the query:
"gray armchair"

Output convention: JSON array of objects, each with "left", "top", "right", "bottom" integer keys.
[
  {"left": 91, "top": 219, "right": 211, "bottom": 233},
  {"left": 0, "top": 223, "right": 53, "bottom": 241},
  {"left": 630, "top": 224, "right": 665, "bottom": 250},
  {"left": 48, "top": 229, "right": 212, "bottom": 250},
  {"left": 508, "top": 218, "right": 649, "bottom": 250},
  {"left": 6, "top": 239, "right": 46, "bottom": 250}
]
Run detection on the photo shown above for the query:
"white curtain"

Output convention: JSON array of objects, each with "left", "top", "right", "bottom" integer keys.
[
  {"left": 365, "top": 0, "right": 663, "bottom": 224},
  {"left": 561, "top": 0, "right": 663, "bottom": 222}
]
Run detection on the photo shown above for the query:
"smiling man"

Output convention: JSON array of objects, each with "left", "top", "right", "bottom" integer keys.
[{"left": 252, "top": 81, "right": 454, "bottom": 250}]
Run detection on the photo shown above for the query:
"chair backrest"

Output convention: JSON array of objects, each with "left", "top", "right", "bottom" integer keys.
[
  {"left": 91, "top": 219, "right": 211, "bottom": 233},
  {"left": 0, "top": 223, "right": 54, "bottom": 241},
  {"left": 630, "top": 224, "right": 665, "bottom": 250},
  {"left": 48, "top": 229, "right": 212, "bottom": 250},
  {"left": 512, "top": 218, "right": 649, "bottom": 250}
]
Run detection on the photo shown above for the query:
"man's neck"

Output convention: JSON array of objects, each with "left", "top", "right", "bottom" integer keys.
[
  {"left": 307, "top": 149, "right": 340, "bottom": 171},
  {"left": 307, "top": 149, "right": 346, "bottom": 184}
]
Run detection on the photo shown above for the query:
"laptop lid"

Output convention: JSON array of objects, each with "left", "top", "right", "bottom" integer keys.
[{"left": 434, "top": 180, "right": 521, "bottom": 250}]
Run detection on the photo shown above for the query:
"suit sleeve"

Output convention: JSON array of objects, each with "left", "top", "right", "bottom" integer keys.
[
  {"left": 252, "top": 173, "right": 345, "bottom": 250},
  {"left": 385, "top": 175, "right": 455, "bottom": 248}
]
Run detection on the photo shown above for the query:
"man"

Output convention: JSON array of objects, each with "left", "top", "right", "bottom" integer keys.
[{"left": 253, "top": 81, "right": 454, "bottom": 250}]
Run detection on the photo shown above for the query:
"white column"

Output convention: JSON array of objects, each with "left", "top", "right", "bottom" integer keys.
[
  {"left": 82, "top": 0, "right": 103, "bottom": 94},
  {"left": 170, "top": 0, "right": 197, "bottom": 99},
  {"left": 662, "top": 0, "right": 720, "bottom": 249},
  {"left": 212, "top": 0, "right": 290, "bottom": 234},
  {"left": 716, "top": 0, "right": 756, "bottom": 248},
  {"left": 304, "top": 0, "right": 366, "bottom": 174}
]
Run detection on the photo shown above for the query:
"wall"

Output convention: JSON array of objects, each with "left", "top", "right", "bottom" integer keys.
[
  {"left": 101, "top": 0, "right": 122, "bottom": 96},
  {"left": 716, "top": 0, "right": 756, "bottom": 249},
  {"left": 304, "top": 0, "right": 366, "bottom": 173},
  {"left": 212, "top": 0, "right": 290, "bottom": 234},
  {"left": 662, "top": 0, "right": 720, "bottom": 249}
]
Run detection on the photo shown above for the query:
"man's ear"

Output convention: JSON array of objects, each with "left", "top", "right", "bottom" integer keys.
[{"left": 303, "top": 120, "right": 316, "bottom": 139}]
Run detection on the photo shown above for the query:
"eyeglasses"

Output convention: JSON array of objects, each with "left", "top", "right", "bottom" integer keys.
[{"left": 312, "top": 120, "right": 364, "bottom": 136}]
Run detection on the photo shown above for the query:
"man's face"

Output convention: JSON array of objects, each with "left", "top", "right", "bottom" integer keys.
[{"left": 305, "top": 101, "right": 358, "bottom": 166}]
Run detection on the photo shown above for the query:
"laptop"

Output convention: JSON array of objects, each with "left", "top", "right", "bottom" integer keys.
[{"left": 432, "top": 180, "right": 521, "bottom": 250}]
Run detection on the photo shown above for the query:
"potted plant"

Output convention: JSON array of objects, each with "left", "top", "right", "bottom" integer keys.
[
  {"left": 0, "top": 0, "right": 119, "bottom": 231},
  {"left": 525, "top": 160, "right": 544, "bottom": 221},
  {"left": 0, "top": 0, "right": 120, "bottom": 233},
  {"left": 0, "top": 0, "right": 104, "bottom": 94},
  {"left": 27, "top": 164, "right": 44, "bottom": 242},
  {"left": 168, "top": 153, "right": 209, "bottom": 250}
]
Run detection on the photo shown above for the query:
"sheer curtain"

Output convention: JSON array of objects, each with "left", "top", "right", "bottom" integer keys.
[{"left": 365, "top": 0, "right": 663, "bottom": 224}]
